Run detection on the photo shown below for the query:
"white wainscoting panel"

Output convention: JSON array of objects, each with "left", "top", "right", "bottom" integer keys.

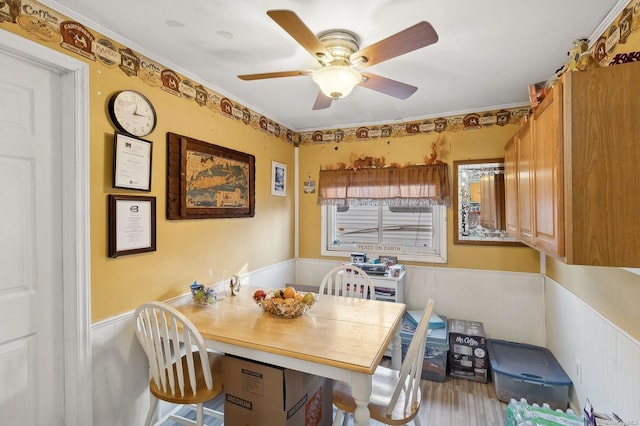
[
  {"left": 615, "top": 334, "right": 640, "bottom": 421},
  {"left": 410, "top": 267, "right": 546, "bottom": 346},
  {"left": 545, "top": 277, "right": 640, "bottom": 421},
  {"left": 295, "top": 258, "right": 343, "bottom": 286},
  {"left": 296, "top": 259, "right": 546, "bottom": 346},
  {"left": 92, "top": 313, "right": 149, "bottom": 426},
  {"left": 237, "top": 258, "right": 296, "bottom": 289}
]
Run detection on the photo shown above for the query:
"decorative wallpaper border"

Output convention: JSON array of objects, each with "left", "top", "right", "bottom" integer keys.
[
  {"left": 298, "top": 105, "right": 530, "bottom": 145},
  {"left": 2, "top": 0, "right": 639, "bottom": 146},
  {"left": 0, "top": 0, "right": 299, "bottom": 143},
  {"left": 300, "top": 0, "right": 640, "bottom": 145}
]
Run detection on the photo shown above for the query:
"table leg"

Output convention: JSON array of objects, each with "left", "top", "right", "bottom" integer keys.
[
  {"left": 391, "top": 328, "right": 402, "bottom": 370},
  {"left": 350, "top": 373, "right": 372, "bottom": 426}
]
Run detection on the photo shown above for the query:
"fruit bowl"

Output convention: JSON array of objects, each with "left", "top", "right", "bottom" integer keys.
[{"left": 253, "top": 288, "right": 316, "bottom": 319}]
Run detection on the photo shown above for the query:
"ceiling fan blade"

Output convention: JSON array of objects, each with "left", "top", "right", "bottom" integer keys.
[
  {"left": 351, "top": 21, "right": 438, "bottom": 68},
  {"left": 267, "top": 10, "right": 334, "bottom": 64},
  {"left": 238, "top": 70, "right": 311, "bottom": 81},
  {"left": 312, "top": 91, "right": 333, "bottom": 110},
  {"left": 359, "top": 73, "right": 418, "bottom": 99}
]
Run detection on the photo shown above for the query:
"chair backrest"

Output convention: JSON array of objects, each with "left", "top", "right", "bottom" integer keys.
[
  {"left": 387, "top": 299, "right": 435, "bottom": 417},
  {"left": 134, "top": 301, "right": 213, "bottom": 397},
  {"left": 318, "top": 264, "right": 376, "bottom": 299}
]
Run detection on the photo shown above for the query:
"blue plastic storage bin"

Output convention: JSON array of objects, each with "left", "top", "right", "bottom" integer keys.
[{"left": 487, "top": 339, "right": 572, "bottom": 410}]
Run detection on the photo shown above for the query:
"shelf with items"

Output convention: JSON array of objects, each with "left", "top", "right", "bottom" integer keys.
[
  {"left": 369, "top": 269, "right": 405, "bottom": 304},
  {"left": 341, "top": 266, "right": 406, "bottom": 303}
]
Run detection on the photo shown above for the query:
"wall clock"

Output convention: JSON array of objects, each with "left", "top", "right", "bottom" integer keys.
[{"left": 108, "top": 90, "right": 157, "bottom": 137}]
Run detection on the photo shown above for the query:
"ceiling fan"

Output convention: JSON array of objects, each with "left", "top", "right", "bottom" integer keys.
[{"left": 238, "top": 10, "right": 438, "bottom": 110}]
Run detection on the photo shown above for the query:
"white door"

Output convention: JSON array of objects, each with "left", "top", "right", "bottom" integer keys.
[{"left": 0, "top": 49, "right": 65, "bottom": 424}]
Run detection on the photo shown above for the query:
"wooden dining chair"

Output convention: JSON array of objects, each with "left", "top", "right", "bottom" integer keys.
[
  {"left": 134, "top": 301, "right": 224, "bottom": 426},
  {"left": 319, "top": 264, "right": 376, "bottom": 300},
  {"left": 332, "top": 299, "right": 436, "bottom": 426}
]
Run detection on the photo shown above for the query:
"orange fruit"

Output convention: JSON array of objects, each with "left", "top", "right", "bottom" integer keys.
[{"left": 283, "top": 286, "right": 296, "bottom": 299}]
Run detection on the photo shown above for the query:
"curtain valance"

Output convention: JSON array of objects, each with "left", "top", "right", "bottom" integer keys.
[{"left": 318, "top": 164, "right": 450, "bottom": 206}]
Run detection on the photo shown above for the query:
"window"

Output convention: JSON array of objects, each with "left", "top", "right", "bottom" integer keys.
[
  {"left": 321, "top": 204, "right": 447, "bottom": 263},
  {"left": 317, "top": 164, "right": 450, "bottom": 263}
]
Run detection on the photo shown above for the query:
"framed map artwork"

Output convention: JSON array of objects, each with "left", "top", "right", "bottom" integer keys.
[{"left": 167, "top": 132, "right": 255, "bottom": 219}]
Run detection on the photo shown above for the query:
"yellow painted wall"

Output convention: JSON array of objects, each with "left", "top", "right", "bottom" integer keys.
[
  {"left": 3, "top": 0, "right": 640, "bottom": 341},
  {"left": 90, "top": 81, "right": 296, "bottom": 320},
  {"left": 546, "top": 260, "right": 640, "bottom": 341},
  {"left": 88, "top": 83, "right": 296, "bottom": 322},
  {"left": 297, "top": 126, "right": 541, "bottom": 272},
  {"left": 1, "top": 14, "right": 296, "bottom": 322}
]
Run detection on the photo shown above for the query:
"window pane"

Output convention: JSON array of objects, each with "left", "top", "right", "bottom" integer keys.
[
  {"left": 334, "top": 205, "right": 379, "bottom": 244},
  {"left": 382, "top": 207, "right": 433, "bottom": 248},
  {"left": 322, "top": 205, "right": 447, "bottom": 263}
]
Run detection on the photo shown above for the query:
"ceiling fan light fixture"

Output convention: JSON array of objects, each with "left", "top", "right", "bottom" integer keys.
[{"left": 312, "top": 66, "right": 361, "bottom": 99}]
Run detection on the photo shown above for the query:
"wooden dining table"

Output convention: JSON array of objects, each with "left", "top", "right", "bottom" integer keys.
[{"left": 175, "top": 286, "right": 406, "bottom": 426}]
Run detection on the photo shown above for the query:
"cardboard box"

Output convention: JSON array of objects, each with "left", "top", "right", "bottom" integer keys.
[
  {"left": 448, "top": 318, "right": 488, "bottom": 383},
  {"left": 222, "top": 355, "right": 333, "bottom": 426}
]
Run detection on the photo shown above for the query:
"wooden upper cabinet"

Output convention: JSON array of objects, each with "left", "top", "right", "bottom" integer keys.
[
  {"left": 563, "top": 62, "right": 640, "bottom": 266},
  {"left": 531, "top": 83, "right": 564, "bottom": 257},
  {"left": 516, "top": 124, "right": 533, "bottom": 246},
  {"left": 505, "top": 61, "right": 640, "bottom": 266},
  {"left": 504, "top": 137, "right": 519, "bottom": 237},
  {"left": 479, "top": 172, "right": 505, "bottom": 230}
]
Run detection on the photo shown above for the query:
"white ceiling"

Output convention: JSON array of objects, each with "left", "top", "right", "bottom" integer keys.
[{"left": 42, "top": 0, "right": 622, "bottom": 132}]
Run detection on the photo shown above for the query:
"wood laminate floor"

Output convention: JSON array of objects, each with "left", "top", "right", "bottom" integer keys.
[
  {"left": 416, "top": 375, "right": 507, "bottom": 426},
  {"left": 165, "top": 374, "right": 507, "bottom": 425}
]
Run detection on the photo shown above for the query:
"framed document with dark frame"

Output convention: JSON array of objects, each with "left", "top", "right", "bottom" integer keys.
[
  {"left": 112, "top": 131, "right": 153, "bottom": 191},
  {"left": 108, "top": 194, "right": 156, "bottom": 257},
  {"left": 167, "top": 132, "right": 255, "bottom": 219}
]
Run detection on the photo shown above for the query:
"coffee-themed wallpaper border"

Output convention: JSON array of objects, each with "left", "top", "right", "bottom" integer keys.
[{"left": 2, "top": 0, "right": 639, "bottom": 146}]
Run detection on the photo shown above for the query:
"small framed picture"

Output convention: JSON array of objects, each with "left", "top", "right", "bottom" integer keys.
[
  {"left": 108, "top": 194, "right": 156, "bottom": 257},
  {"left": 303, "top": 177, "right": 316, "bottom": 194},
  {"left": 112, "top": 131, "right": 153, "bottom": 191},
  {"left": 378, "top": 255, "right": 398, "bottom": 266},
  {"left": 271, "top": 161, "right": 286, "bottom": 197}
]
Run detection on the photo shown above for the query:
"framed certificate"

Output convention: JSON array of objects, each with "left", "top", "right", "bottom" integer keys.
[
  {"left": 108, "top": 194, "right": 156, "bottom": 257},
  {"left": 113, "top": 131, "right": 153, "bottom": 191}
]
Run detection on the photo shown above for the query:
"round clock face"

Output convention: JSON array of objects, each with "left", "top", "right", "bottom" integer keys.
[{"left": 108, "top": 90, "right": 157, "bottom": 137}]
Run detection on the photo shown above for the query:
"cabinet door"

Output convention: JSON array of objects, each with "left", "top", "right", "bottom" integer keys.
[
  {"left": 516, "top": 125, "right": 533, "bottom": 245},
  {"left": 504, "top": 137, "right": 519, "bottom": 237},
  {"left": 532, "top": 84, "right": 564, "bottom": 257},
  {"left": 479, "top": 173, "right": 505, "bottom": 230},
  {"left": 565, "top": 63, "right": 640, "bottom": 266},
  {"left": 479, "top": 174, "right": 495, "bottom": 229},
  {"left": 494, "top": 173, "right": 506, "bottom": 230}
]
